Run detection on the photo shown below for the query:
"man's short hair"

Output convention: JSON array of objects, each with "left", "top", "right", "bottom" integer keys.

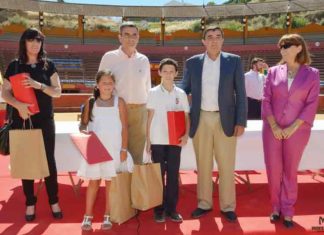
[
  {"left": 202, "top": 25, "right": 224, "bottom": 39},
  {"left": 250, "top": 57, "right": 264, "bottom": 69},
  {"left": 159, "top": 58, "right": 178, "bottom": 72},
  {"left": 119, "top": 21, "right": 139, "bottom": 34}
]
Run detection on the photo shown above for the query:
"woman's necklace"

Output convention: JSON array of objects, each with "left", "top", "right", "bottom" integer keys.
[
  {"left": 287, "top": 70, "right": 296, "bottom": 79},
  {"left": 287, "top": 66, "right": 300, "bottom": 79},
  {"left": 27, "top": 58, "right": 38, "bottom": 68}
]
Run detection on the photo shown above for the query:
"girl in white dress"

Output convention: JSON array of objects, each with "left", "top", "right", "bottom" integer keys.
[{"left": 78, "top": 69, "right": 133, "bottom": 231}]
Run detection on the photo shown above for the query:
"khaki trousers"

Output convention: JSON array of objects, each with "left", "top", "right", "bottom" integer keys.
[
  {"left": 127, "top": 105, "right": 147, "bottom": 165},
  {"left": 192, "top": 111, "right": 237, "bottom": 211}
]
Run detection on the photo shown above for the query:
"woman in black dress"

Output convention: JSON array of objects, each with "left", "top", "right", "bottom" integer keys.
[{"left": 2, "top": 28, "right": 63, "bottom": 222}]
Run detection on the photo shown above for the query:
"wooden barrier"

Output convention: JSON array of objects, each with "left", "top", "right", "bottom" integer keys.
[
  {"left": 318, "top": 95, "right": 324, "bottom": 114},
  {"left": 53, "top": 93, "right": 324, "bottom": 114},
  {"left": 53, "top": 93, "right": 92, "bottom": 112}
]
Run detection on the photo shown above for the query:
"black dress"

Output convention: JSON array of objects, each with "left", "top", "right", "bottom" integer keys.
[{"left": 5, "top": 59, "right": 59, "bottom": 206}]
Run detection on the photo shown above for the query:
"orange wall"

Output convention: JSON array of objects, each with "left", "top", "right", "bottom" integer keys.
[
  {"left": 292, "top": 22, "right": 324, "bottom": 34},
  {"left": 1, "top": 24, "right": 26, "bottom": 34},
  {"left": 2, "top": 23, "right": 324, "bottom": 39},
  {"left": 43, "top": 27, "right": 78, "bottom": 37},
  {"left": 248, "top": 27, "right": 285, "bottom": 37},
  {"left": 319, "top": 95, "right": 324, "bottom": 113},
  {"left": 85, "top": 29, "right": 118, "bottom": 38}
]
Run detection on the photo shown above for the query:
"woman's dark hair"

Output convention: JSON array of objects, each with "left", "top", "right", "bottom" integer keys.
[
  {"left": 18, "top": 27, "right": 46, "bottom": 64},
  {"left": 93, "top": 69, "right": 115, "bottom": 100}
]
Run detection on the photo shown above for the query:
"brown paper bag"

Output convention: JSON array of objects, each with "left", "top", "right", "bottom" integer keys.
[
  {"left": 109, "top": 172, "right": 136, "bottom": 224},
  {"left": 131, "top": 163, "right": 163, "bottom": 211},
  {"left": 9, "top": 129, "right": 49, "bottom": 179}
]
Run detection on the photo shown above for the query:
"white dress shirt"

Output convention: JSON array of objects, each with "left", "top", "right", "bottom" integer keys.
[
  {"left": 244, "top": 70, "right": 265, "bottom": 100},
  {"left": 201, "top": 53, "right": 220, "bottom": 111},
  {"left": 146, "top": 85, "right": 190, "bottom": 145},
  {"left": 98, "top": 46, "right": 151, "bottom": 104},
  {"left": 288, "top": 78, "right": 294, "bottom": 90}
]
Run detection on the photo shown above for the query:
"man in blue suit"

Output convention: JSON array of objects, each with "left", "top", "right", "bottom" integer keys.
[{"left": 181, "top": 26, "right": 247, "bottom": 222}]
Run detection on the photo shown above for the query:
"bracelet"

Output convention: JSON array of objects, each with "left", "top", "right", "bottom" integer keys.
[
  {"left": 120, "top": 148, "right": 127, "bottom": 152},
  {"left": 293, "top": 124, "right": 299, "bottom": 131}
]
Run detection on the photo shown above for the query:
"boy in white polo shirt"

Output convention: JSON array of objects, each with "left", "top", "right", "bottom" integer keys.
[{"left": 146, "top": 58, "right": 190, "bottom": 223}]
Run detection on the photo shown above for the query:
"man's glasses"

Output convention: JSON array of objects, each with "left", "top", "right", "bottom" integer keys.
[{"left": 279, "top": 43, "right": 296, "bottom": 50}]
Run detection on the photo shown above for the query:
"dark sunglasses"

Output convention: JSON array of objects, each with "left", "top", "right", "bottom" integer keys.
[
  {"left": 279, "top": 43, "right": 296, "bottom": 49},
  {"left": 26, "top": 37, "right": 42, "bottom": 43}
]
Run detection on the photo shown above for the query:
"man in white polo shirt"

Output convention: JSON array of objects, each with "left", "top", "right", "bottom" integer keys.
[
  {"left": 98, "top": 22, "right": 151, "bottom": 164},
  {"left": 244, "top": 57, "right": 268, "bottom": 119}
]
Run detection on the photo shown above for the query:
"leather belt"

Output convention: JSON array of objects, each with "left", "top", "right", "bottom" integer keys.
[{"left": 201, "top": 109, "right": 219, "bottom": 112}]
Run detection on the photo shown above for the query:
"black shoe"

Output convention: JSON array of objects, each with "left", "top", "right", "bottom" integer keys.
[
  {"left": 166, "top": 212, "right": 183, "bottom": 223},
  {"left": 220, "top": 211, "right": 237, "bottom": 222},
  {"left": 51, "top": 203, "right": 63, "bottom": 219},
  {"left": 154, "top": 212, "right": 166, "bottom": 223},
  {"left": 191, "top": 208, "right": 212, "bottom": 219},
  {"left": 270, "top": 213, "right": 280, "bottom": 223},
  {"left": 52, "top": 211, "right": 63, "bottom": 219},
  {"left": 25, "top": 205, "right": 36, "bottom": 222},
  {"left": 283, "top": 219, "right": 294, "bottom": 228},
  {"left": 25, "top": 214, "right": 35, "bottom": 222}
]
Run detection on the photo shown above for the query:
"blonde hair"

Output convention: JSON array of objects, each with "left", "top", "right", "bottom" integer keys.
[{"left": 278, "top": 34, "right": 312, "bottom": 65}]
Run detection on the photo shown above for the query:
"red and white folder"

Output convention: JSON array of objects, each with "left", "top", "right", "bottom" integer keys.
[
  {"left": 167, "top": 111, "right": 185, "bottom": 145},
  {"left": 9, "top": 73, "right": 40, "bottom": 114},
  {"left": 70, "top": 132, "right": 113, "bottom": 164}
]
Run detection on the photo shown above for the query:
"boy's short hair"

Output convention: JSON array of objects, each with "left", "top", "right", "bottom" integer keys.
[
  {"left": 250, "top": 57, "right": 264, "bottom": 69},
  {"left": 159, "top": 58, "right": 178, "bottom": 72},
  {"left": 119, "top": 21, "right": 139, "bottom": 34}
]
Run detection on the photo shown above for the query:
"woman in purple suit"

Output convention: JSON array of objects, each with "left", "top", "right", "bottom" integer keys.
[{"left": 262, "top": 34, "right": 320, "bottom": 228}]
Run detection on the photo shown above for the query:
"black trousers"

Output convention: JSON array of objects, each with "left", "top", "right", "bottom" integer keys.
[
  {"left": 15, "top": 118, "right": 59, "bottom": 206},
  {"left": 151, "top": 144, "right": 181, "bottom": 214},
  {"left": 247, "top": 97, "right": 262, "bottom": 120}
]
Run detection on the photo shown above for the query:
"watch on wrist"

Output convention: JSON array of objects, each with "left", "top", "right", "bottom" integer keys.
[{"left": 40, "top": 83, "right": 47, "bottom": 91}]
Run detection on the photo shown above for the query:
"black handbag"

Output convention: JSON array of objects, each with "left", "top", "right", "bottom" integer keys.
[{"left": 0, "top": 105, "right": 13, "bottom": 155}]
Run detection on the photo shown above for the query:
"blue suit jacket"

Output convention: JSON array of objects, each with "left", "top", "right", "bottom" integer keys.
[{"left": 181, "top": 52, "right": 247, "bottom": 137}]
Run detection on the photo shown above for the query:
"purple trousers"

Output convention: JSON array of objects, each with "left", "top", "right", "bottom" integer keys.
[{"left": 262, "top": 123, "right": 311, "bottom": 217}]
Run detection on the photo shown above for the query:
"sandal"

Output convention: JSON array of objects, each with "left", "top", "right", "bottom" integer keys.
[
  {"left": 81, "top": 215, "right": 93, "bottom": 231},
  {"left": 101, "top": 214, "right": 112, "bottom": 230}
]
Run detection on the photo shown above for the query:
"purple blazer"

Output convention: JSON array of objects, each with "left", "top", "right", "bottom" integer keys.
[{"left": 262, "top": 64, "right": 320, "bottom": 127}]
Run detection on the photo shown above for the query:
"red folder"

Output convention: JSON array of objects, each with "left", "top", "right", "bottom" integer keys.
[
  {"left": 167, "top": 111, "right": 185, "bottom": 145},
  {"left": 0, "top": 110, "right": 6, "bottom": 127},
  {"left": 70, "top": 131, "right": 113, "bottom": 164},
  {"left": 9, "top": 73, "right": 40, "bottom": 114}
]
